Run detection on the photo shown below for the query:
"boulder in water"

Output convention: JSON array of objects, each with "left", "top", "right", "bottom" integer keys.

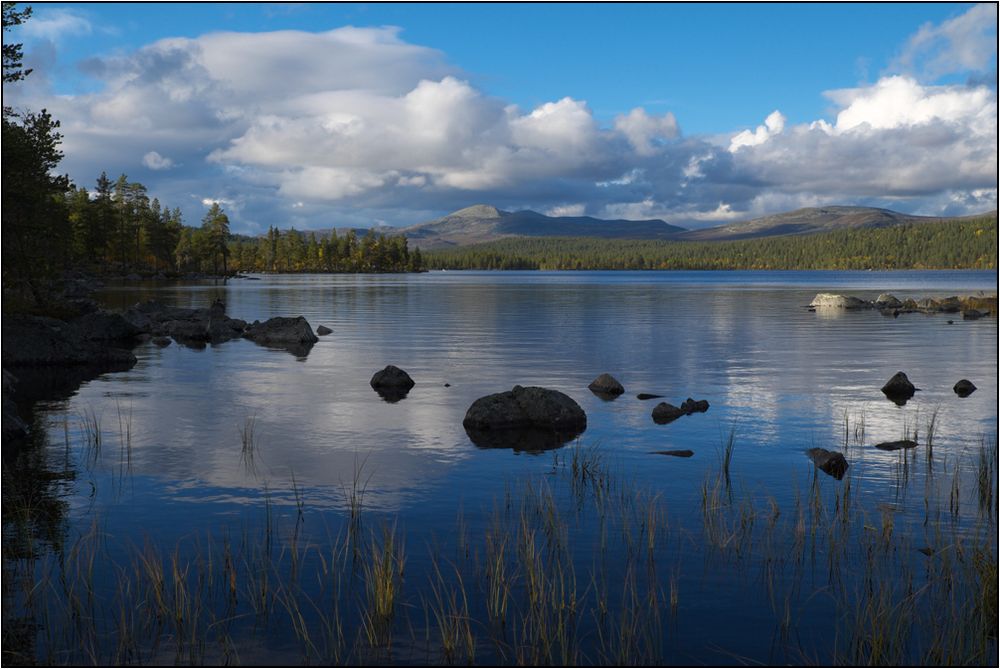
[
  {"left": 874, "top": 439, "right": 917, "bottom": 451},
  {"left": 953, "top": 379, "right": 976, "bottom": 397},
  {"left": 810, "top": 294, "right": 869, "bottom": 309},
  {"left": 588, "top": 373, "right": 624, "bottom": 396},
  {"left": 881, "top": 371, "right": 916, "bottom": 403},
  {"left": 463, "top": 385, "right": 586, "bottom": 449},
  {"left": 807, "top": 447, "right": 849, "bottom": 479}
]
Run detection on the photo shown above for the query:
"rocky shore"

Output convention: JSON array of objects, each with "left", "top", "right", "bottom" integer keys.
[{"left": 809, "top": 292, "right": 996, "bottom": 319}]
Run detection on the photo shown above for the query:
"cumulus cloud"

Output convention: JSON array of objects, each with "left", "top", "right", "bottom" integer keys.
[
  {"left": 729, "top": 110, "right": 785, "bottom": 151},
  {"left": 726, "top": 77, "right": 996, "bottom": 202},
  {"left": 6, "top": 17, "right": 996, "bottom": 232},
  {"left": 614, "top": 108, "right": 679, "bottom": 156},
  {"left": 892, "top": 4, "right": 998, "bottom": 81}
]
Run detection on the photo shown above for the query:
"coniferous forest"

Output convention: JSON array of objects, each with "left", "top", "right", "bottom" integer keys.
[{"left": 422, "top": 217, "right": 997, "bottom": 271}]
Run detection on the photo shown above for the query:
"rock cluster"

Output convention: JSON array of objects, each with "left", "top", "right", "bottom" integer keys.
[
  {"left": 651, "top": 397, "right": 710, "bottom": 424},
  {"left": 808, "top": 292, "right": 996, "bottom": 316}
]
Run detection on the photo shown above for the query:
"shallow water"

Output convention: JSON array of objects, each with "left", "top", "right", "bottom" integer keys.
[{"left": 5, "top": 270, "right": 998, "bottom": 664}]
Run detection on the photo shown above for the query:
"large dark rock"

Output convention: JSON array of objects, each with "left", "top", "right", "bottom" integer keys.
[
  {"left": 881, "top": 371, "right": 916, "bottom": 404},
  {"left": 807, "top": 448, "right": 849, "bottom": 479},
  {"left": 953, "top": 379, "right": 977, "bottom": 397},
  {"left": 588, "top": 373, "right": 624, "bottom": 396},
  {"left": 370, "top": 365, "right": 415, "bottom": 402},
  {"left": 244, "top": 316, "right": 319, "bottom": 345},
  {"left": 463, "top": 385, "right": 586, "bottom": 449}
]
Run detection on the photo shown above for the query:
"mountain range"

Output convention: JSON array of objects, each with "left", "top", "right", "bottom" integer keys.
[{"left": 398, "top": 204, "right": 995, "bottom": 249}]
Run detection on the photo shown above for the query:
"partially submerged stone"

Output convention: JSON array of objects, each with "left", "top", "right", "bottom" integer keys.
[
  {"left": 881, "top": 371, "right": 916, "bottom": 404},
  {"left": 651, "top": 402, "right": 686, "bottom": 424},
  {"left": 953, "top": 379, "right": 977, "bottom": 397},
  {"left": 651, "top": 449, "right": 694, "bottom": 458},
  {"left": 806, "top": 447, "right": 849, "bottom": 480},
  {"left": 809, "top": 293, "right": 869, "bottom": 309},
  {"left": 370, "top": 365, "right": 415, "bottom": 402},
  {"left": 874, "top": 293, "right": 902, "bottom": 309},
  {"left": 316, "top": 325, "right": 333, "bottom": 336},
  {"left": 652, "top": 397, "right": 710, "bottom": 424},
  {"left": 464, "top": 385, "right": 586, "bottom": 450},
  {"left": 636, "top": 393, "right": 664, "bottom": 400},
  {"left": 874, "top": 439, "right": 918, "bottom": 451},
  {"left": 588, "top": 373, "right": 624, "bottom": 397}
]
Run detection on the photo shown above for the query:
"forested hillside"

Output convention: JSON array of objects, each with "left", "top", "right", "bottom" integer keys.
[
  {"left": 228, "top": 228, "right": 422, "bottom": 273},
  {"left": 423, "top": 217, "right": 998, "bottom": 270}
]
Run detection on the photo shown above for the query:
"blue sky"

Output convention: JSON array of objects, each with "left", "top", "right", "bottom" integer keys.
[{"left": 6, "top": 2, "right": 997, "bottom": 232}]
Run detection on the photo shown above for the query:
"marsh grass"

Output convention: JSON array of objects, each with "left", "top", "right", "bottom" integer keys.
[{"left": 3, "top": 420, "right": 997, "bottom": 666}]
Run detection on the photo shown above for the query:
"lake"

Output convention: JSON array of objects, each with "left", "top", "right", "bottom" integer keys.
[{"left": 5, "top": 270, "right": 997, "bottom": 665}]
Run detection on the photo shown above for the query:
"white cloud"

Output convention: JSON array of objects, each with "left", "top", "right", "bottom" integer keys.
[
  {"left": 892, "top": 4, "right": 998, "bottom": 80},
  {"left": 825, "top": 75, "right": 995, "bottom": 135},
  {"left": 142, "top": 151, "right": 174, "bottom": 170},
  {"left": 545, "top": 204, "right": 586, "bottom": 217},
  {"left": 614, "top": 108, "right": 679, "bottom": 156},
  {"left": 20, "top": 9, "right": 92, "bottom": 41},
  {"left": 729, "top": 110, "right": 785, "bottom": 151}
]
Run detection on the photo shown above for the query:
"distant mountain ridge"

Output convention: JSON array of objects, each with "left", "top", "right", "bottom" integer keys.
[
  {"left": 401, "top": 205, "right": 687, "bottom": 249},
  {"left": 677, "top": 206, "right": 997, "bottom": 241},
  {"left": 398, "top": 204, "right": 996, "bottom": 248}
]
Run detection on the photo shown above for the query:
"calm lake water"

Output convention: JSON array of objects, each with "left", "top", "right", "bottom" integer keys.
[{"left": 6, "top": 270, "right": 998, "bottom": 665}]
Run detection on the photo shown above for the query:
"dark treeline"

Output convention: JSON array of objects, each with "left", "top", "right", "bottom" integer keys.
[
  {"left": 424, "top": 217, "right": 998, "bottom": 271},
  {"left": 228, "top": 228, "right": 423, "bottom": 273}
]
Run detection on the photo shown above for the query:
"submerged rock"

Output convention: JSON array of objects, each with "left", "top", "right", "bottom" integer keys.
[
  {"left": 464, "top": 386, "right": 586, "bottom": 450},
  {"left": 316, "top": 325, "right": 333, "bottom": 336},
  {"left": 651, "top": 449, "right": 694, "bottom": 458},
  {"left": 636, "top": 393, "right": 664, "bottom": 400},
  {"left": 962, "top": 309, "right": 986, "bottom": 320},
  {"left": 588, "top": 373, "right": 624, "bottom": 396},
  {"left": 881, "top": 371, "right": 916, "bottom": 404},
  {"left": 953, "top": 379, "right": 977, "bottom": 397},
  {"left": 874, "top": 439, "right": 918, "bottom": 451},
  {"left": 806, "top": 447, "right": 849, "bottom": 480}
]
